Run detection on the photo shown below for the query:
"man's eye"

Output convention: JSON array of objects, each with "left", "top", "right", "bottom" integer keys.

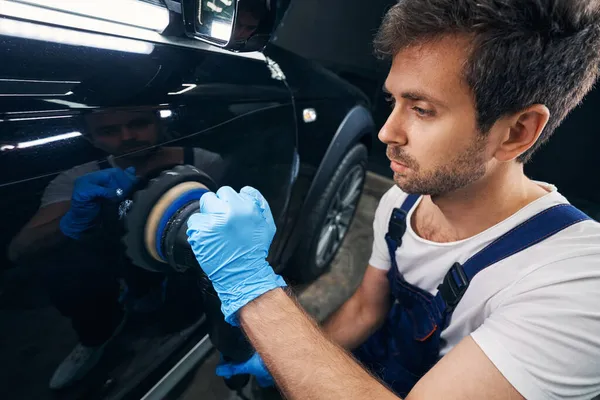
[
  {"left": 385, "top": 95, "right": 395, "bottom": 108},
  {"left": 413, "top": 106, "right": 433, "bottom": 117},
  {"left": 99, "top": 128, "right": 120, "bottom": 136}
]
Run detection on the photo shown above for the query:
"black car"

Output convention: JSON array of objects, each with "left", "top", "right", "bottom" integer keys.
[{"left": 0, "top": 1, "right": 374, "bottom": 399}]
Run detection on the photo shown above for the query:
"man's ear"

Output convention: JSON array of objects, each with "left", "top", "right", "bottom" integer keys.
[{"left": 493, "top": 104, "right": 550, "bottom": 162}]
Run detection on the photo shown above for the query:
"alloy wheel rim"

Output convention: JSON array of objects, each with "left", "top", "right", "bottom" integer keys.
[{"left": 315, "top": 164, "right": 365, "bottom": 268}]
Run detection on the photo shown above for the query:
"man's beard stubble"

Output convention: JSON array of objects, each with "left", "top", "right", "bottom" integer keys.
[{"left": 387, "top": 137, "right": 488, "bottom": 197}]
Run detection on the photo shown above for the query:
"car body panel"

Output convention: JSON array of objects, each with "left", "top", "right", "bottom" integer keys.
[
  {"left": 0, "top": 0, "right": 385, "bottom": 396},
  {"left": 260, "top": 46, "right": 375, "bottom": 265},
  {"left": 0, "top": 5, "right": 374, "bottom": 397},
  {"left": 0, "top": 31, "right": 298, "bottom": 400}
]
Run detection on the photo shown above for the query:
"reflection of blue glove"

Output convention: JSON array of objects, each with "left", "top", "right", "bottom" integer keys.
[
  {"left": 186, "top": 186, "right": 287, "bottom": 326},
  {"left": 60, "top": 167, "right": 138, "bottom": 240},
  {"left": 216, "top": 352, "right": 274, "bottom": 388}
]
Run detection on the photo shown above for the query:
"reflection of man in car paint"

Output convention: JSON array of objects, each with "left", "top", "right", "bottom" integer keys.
[
  {"left": 85, "top": 109, "right": 160, "bottom": 157},
  {"left": 233, "top": 9, "right": 261, "bottom": 42},
  {"left": 7, "top": 108, "right": 225, "bottom": 390},
  {"left": 232, "top": 0, "right": 267, "bottom": 43},
  {"left": 8, "top": 109, "right": 225, "bottom": 262}
]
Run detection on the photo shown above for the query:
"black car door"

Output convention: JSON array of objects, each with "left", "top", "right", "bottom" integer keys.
[{"left": 0, "top": 9, "right": 296, "bottom": 400}]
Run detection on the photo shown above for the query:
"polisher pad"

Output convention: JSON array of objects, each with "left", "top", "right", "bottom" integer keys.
[{"left": 123, "top": 165, "right": 216, "bottom": 272}]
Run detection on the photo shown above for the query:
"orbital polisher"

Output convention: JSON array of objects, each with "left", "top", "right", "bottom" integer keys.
[{"left": 122, "top": 164, "right": 254, "bottom": 391}]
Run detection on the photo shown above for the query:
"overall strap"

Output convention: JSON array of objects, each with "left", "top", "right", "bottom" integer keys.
[
  {"left": 434, "top": 203, "right": 591, "bottom": 327},
  {"left": 385, "top": 194, "right": 421, "bottom": 270}
]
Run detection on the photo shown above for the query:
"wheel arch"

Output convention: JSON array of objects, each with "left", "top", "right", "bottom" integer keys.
[{"left": 280, "top": 104, "right": 375, "bottom": 268}]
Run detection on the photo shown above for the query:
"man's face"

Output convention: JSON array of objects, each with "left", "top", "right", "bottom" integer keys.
[
  {"left": 233, "top": 11, "right": 260, "bottom": 42},
  {"left": 85, "top": 110, "right": 160, "bottom": 157},
  {"left": 379, "top": 36, "right": 493, "bottom": 197}
]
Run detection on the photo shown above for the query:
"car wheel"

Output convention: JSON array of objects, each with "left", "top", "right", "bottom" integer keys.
[{"left": 287, "top": 143, "right": 368, "bottom": 283}]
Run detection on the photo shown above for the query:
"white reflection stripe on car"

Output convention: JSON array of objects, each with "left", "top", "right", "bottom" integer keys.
[
  {"left": 0, "top": 18, "right": 155, "bottom": 54},
  {"left": 141, "top": 334, "right": 213, "bottom": 400},
  {"left": 0, "top": 2, "right": 266, "bottom": 61},
  {"left": 16, "top": 131, "right": 82, "bottom": 149},
  {"left": 15, "top": 0, "right": 170, "bottom": 32}
]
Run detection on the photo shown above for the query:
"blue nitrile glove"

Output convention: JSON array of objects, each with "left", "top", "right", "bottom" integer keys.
[
  {"left": 216, "top": 352, "right": 274, "bottom": 388},
  {"left": 60, "top": 167, "right": 138, "bottom": 240},
  {"left": 186, "top": 186, "right": 287, "bottom": 326}
]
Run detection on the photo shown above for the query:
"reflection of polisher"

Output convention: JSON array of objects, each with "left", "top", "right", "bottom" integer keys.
[{"left": 122, "top": 165, "right": 254, "bottom": 391}]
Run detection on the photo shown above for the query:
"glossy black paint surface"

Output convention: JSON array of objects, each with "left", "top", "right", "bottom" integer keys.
[{"left": 0, "top": 23, "right": 367, "bottom": 400}]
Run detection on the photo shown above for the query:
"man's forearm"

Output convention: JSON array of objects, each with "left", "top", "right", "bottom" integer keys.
[
  {"left": 8, "top": 219, "right": 66, "bottom": 263},
  {"left": 322, "top": 292, "right": 386, "bottom": 350},
  {"left": 239, "top": 288, "right": 400, "bottom": 400}
]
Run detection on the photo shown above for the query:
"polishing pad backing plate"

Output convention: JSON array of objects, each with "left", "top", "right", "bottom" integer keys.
[{"left": 144, "top": 181, "right": 208, "bottom": 262}]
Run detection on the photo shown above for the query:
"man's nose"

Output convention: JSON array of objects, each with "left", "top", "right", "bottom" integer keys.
[{"left": 378, "top": 112, "right": 408, "bottom": 146}]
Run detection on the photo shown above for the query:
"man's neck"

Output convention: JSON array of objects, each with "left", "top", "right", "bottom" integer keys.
[{"left": 416, "top": 163, "right": 550, "bottom": 241}]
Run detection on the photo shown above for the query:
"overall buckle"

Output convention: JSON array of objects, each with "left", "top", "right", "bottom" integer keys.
[
  {"left": 387, "top": 208, "right": 408, "bottom": 243},
  {"left": 438, "top": 262, "right": 469, "bottom": 312}
]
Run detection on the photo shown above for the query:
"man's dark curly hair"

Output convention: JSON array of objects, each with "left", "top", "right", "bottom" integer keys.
[{"left": 375, "top": 0, "right": 600, "bottom": 162}]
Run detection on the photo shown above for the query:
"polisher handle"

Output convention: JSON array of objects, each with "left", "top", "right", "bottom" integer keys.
[{"left": 198, "top": 274, "right": 254, "bottom": 390}]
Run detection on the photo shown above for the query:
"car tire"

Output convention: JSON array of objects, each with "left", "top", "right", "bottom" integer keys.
[{"left": 287, "top": 143, "right": 368, "bottom": 283}]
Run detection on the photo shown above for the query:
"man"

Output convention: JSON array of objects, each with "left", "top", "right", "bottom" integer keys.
[
  {"left": 186, "top": 0, "right": 600, "bottom": 399},
  {"left": 9, "top": 109, "right": 166, "bottom": 263},
  {"left": 232, "top": 0, "right": 265, "bottom": 43},
  {"left": 8, "top": 108, "right": 225, "bottom": 390}
]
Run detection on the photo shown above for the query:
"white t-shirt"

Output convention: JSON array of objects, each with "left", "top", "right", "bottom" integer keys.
[
  {"left": 369, "top": 183, "right": 600, "bottom": 400},
  {"left": 40, "top": 159, "right": 110, "bottom": 207}
]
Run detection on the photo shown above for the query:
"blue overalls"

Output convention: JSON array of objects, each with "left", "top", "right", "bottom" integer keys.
[{"left": 353, "top": 194, "right": 590, "bottom": 397}]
